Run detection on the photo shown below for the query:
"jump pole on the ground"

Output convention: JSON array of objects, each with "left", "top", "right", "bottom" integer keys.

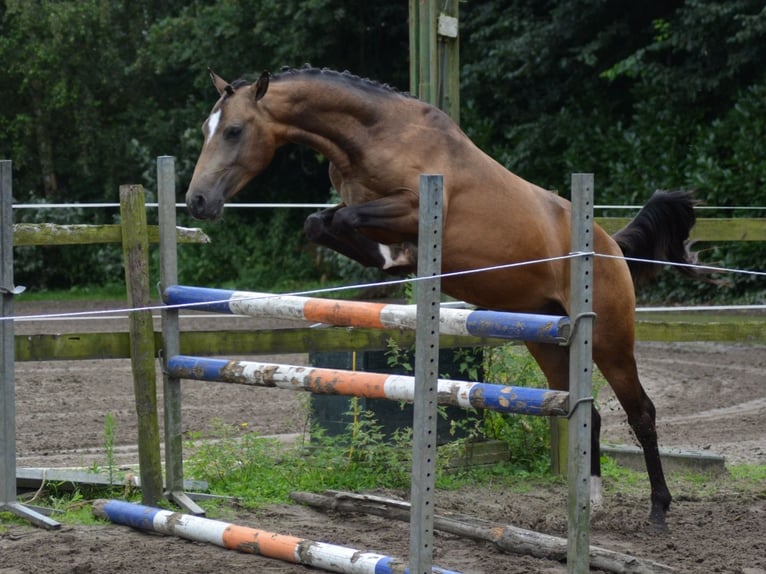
[{"left": 92, "top": 498, "right": 461, "bottom": 574}]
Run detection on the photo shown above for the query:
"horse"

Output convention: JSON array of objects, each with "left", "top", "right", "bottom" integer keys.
[{"left": 185, "top": 66, "right": 706, "bottom": 529}]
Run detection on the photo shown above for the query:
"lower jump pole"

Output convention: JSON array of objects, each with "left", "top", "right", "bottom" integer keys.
[
  {"left": 166, "top": 355, "right": 569, "bottom": 417},
  {"left": 93, "top": 499, "right": 461, "bottom": 574}
]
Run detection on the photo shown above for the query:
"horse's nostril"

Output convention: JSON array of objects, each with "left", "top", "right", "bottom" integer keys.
[{"left": 188, "top": 192, "right": 206, "bottom": 216}]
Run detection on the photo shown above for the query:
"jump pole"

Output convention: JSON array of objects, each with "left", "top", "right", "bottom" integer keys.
[
  {"left": 93, "top": 498, "right": 461, "bottom": 574},
  {"left": 162, "top": 286, "right": 570, "bottom": 344},
  {"left": 165, "top": 355, "right": 569, "bottom": 416}
]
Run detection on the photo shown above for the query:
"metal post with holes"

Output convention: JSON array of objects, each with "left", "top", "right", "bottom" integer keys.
[
  {"left": 409, "top": 174, "right": 443, "bottom": 574},
  {"left": 158, "top": 156, "right": 204, "bottom": 515},
  {"left": 567, "top": 173, "right": 595, "bottom": 572},
  {"left": 0, "top": 160, "right": 60, "bottom": 529}
]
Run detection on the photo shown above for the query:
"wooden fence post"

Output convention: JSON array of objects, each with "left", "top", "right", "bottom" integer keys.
[{"left": 120, "top": 184, "right": 162, "bottom": 506}]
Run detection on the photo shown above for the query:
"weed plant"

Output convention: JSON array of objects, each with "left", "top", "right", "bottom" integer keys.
[
  {"left": 478, "top": 345, "right": 554, "bottom": 473},
  {"left": 184, "top": 413, "right": 415, "bottom": 506}
]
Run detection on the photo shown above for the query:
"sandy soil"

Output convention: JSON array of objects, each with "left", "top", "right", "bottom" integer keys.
[{"left": 1, "top": 301, "right": 765, "bottom": 573}]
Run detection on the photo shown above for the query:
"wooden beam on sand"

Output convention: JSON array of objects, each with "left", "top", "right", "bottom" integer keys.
[{"left": 290, "top": 490, "right": 676, "bottom": 574}]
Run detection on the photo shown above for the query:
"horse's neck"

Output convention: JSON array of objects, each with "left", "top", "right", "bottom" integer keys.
[{"left": 266, "top": 78, "right": 403, "bottom": 168}]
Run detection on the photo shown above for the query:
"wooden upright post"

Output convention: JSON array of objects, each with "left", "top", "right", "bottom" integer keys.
[
  {"left": 410, "top": 0, "right": 460, "bottom": 123},
  {"left": 120, "top": 184, "right": 162, "bottom": 506}
]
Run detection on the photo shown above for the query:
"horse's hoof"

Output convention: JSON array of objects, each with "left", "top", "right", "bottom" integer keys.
[{"left": 648, "top": 512, "right": 668, "bottom": 532}]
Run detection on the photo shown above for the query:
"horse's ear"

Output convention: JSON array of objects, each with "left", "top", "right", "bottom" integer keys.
[
  {"left": 253, "top": 70, "right": 270, "bottom": 102},
  {"left": 209, "top": 69, "right": 231, "bottom": 97}
]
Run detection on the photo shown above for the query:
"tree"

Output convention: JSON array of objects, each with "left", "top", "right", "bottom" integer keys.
[
  {"left": 2, "top": 1, "right": 763, "bottom": 297},
  {"left": 459, "top": 1, "right": 766, "bottom": 300},
  {"left": 460, "top": 0, "right": 766, "bottom": 199},
  {"left": 0, "top": 0, "right": 410, "bottom": 289},
  {"left": 0, "top": 0, "right": 189, "bottom": 202}
]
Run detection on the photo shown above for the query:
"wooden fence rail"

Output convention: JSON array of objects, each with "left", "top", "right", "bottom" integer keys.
[{"left": 10, "top": 213, "right": 766, "bottom": 363}]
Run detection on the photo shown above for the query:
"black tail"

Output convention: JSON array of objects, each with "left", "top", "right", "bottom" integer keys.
[{"left": 612, "top": 190, "right": 705, "bottom": 286}]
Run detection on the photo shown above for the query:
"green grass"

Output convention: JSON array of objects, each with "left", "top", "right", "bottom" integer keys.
[
  {"left": 15, "top": 283, "right": 128, "bottom": 302},
  {"left": 600, "top": 455, "right": 766, "bottom": 501},
  {"left": 183, "top": 415, "right": 414, "bottom": 507},
  {"left": 12, "top": 278, "right": 376, "bottom": 304},
  {"left": 5, "top": 421, "right": 764, "bottom": 525}
]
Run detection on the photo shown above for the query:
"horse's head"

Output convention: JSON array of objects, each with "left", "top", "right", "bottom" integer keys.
[{"left": 186, "top": 70, "right": 273, "bottom": 220}]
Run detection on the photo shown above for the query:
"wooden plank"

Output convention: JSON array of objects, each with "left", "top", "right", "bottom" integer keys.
[
  {"left": 13, "top": 223, "right": 209, "bottom": 246},
  {"left": 14, "top": 320, "right": 764, "bottom": 362},
  {"left": 15, "top": 332, "right": 132, "bottom": 361},
  {"left": 600, "top": 444, "right": 725, "bottom": 475},
  {"left": 596, "top": 217, "right": 766, "bottom": 241},
  {"left": 14, "top": 329, "right": 506, "bottom": 362},
  {"left": 443, "top": 439, "right": 509, "bottom": 470},
  {"left": 12, "top": 218, "right": 764, "bottom": 246},
  {"left": 177, "top": 328, "right": 505, "bottom": 356},
  {"left": 16, "top": 467, "right": 207, "bottom": 492},
  {"left": 691, "top": 218, "right": 766, "bottom": 241},
  {"left": 635, "top": 320, "right": 765, "bottom": 343}
]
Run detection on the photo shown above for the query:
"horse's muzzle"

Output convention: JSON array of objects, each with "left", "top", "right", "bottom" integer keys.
[{"left": 186, "top": 190, "right": 223, "bottom": 220}]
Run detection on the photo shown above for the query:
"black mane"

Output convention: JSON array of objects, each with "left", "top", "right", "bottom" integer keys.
[
  {"left": 228, "top": 66, "right": 412, "bottom": 100},
  {"left": 272, "top": 65, "right": 413, "bottom": 99}
]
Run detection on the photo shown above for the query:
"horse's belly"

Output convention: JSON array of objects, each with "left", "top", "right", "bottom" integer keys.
[
  {"left": 439, "top": 261, "right": 565, "bottom": 314},
  {"left": 438, "top": 220, "right": 568, "bottom": 312}
]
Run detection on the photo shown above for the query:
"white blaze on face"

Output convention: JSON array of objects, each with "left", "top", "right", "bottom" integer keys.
[{"left": 206, "top": 109, "right": 222, "bottom": 143}]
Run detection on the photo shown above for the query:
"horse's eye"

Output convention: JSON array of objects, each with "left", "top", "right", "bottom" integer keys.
[{"left": 223, "top": 125, "right": 243, "bottom": 141}]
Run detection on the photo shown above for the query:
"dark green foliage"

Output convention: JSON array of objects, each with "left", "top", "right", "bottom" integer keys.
[
  {"left": 2, "top": 1, "right": 764, "bottom": 297},
  {"left": 176, "top": 207, "right": 318, "bottom": 291},
  {"left": 460, "top": 0, "right": 766, "bottom": 296}
]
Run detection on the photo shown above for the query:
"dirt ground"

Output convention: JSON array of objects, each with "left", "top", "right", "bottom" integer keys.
[{"left": 2, "top": 301, "right": 765, "bottom": 573}]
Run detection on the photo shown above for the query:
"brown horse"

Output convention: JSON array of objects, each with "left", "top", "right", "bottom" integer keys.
[{"left": 186, "top": 66, "right": 704, "bottom": 528}]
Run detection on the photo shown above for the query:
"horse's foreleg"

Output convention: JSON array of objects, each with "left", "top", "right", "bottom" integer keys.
[
  {"left": 304, "top": 206, "right": 386, "bottom": 267},
  {"left": 329, "top": 193, "right": 419, "bottom": 239},
  {"left": 304, "top": 207, "right": 417, "bottom": 274}
]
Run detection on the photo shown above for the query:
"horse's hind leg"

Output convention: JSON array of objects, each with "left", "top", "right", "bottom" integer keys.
[
  {"left": 594, "top": 343, "right": 672, "bottom": 528},
  {"left": 524, "top": 342, "right": 603, "bottom": 505}
]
